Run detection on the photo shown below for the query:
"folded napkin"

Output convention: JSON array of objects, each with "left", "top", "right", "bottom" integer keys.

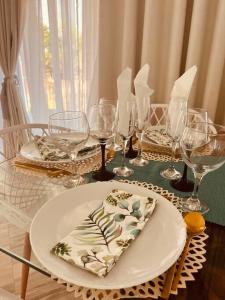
[
  {"left": 171, "top": 66, "right": 197, "bottom": 99},
  {"left": 117, "top": 68, "right": 133, "bottom": 137},
  {"left": 134, "top": 64, "right": 154, "bottom": 130},
  {"left": 34, "top": 136, "right": 99, "bottom": 161},
  {"left": 51, "top": 189, "right": 157, "bottom": 277},
  {"left": 167, "top": 97, "right": 188, "bottom": 140},
  {"left": 168, "top": 66, "right": 197, "bottom": 139},
  {"left": 145, "top": 128, "right": 171, "bottom": 147}
]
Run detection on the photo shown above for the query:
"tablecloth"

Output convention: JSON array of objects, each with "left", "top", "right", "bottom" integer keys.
[{"left": 89, "top": 152, "right": 225, "bottom": 226}]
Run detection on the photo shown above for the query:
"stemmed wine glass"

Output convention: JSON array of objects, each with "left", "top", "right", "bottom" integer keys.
[
  {"left": 113, "top": 100, "right": 135, "bottom": 177},
  {"left": 171, "top": 108, "right": 208, "bottom": 191},
  {"left": 88, "top": 103, "right": 116, "bottom": 181},
  {"left": 99, "top": 98, "right": 122, "bottom": 152},
  {"left": 48, "top": 111, "right": 90, "bottom": 188},
  {"left": 180, "top": 122, "right": 225, "bottom": 213},
  {"left": 160, "top": 97, "right": 187, "bottom": 179},
  {"left": 129, "top": 96, "right": 151, "bottom": 166}
]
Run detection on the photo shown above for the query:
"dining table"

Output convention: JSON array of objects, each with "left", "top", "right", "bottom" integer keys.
[{"left": 0, "top": 146, "right": 224, "bottom": 300}]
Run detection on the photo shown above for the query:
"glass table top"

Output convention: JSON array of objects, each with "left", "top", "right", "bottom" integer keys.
[{"left": 0, "top": 158, "right": 67, "bottom": 276}]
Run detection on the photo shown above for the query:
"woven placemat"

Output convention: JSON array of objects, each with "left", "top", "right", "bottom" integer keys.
[{"left": 50, "top": 179, "right": 208, "bottom": 299}]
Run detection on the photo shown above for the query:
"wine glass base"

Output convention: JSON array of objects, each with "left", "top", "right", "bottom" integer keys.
[
  {"left": 170, "top": 178, "right": 194, "bottom": 192},
  {"left": 125, "top": 149, "right": 138, "bottom": 159},
  {"left": 181, "top": 198, "right": 209, "bottom": 214},
  {"left": 129, "top": 157, "right": 149, "bottom": 166},
  {"left": 92, "top": 169, "right": 115, "bottom": 181},
  {"left": 160, "top": 168, "right": 182, "bottom": 180},
  {"left": 113, "top": 166, "right": 134, "bottom": 177},
  {"left": 63, "top": 175, "right": 87, "bottom": 189}
]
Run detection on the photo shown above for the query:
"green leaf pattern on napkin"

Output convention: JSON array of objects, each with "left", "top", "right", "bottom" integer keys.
[
  {"left": 51, "top": 189, "right": 157, "bottom": 277},
  {"left": 51, "top": 242, "right": 72, "bottom": 256},
  {"left": 72, "top": 206, "right": 122, "bottom": 251}
]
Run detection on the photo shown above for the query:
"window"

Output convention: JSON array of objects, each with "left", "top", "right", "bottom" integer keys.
[{"left": 14, "top": 0, "right": 99, "bottom": 123}]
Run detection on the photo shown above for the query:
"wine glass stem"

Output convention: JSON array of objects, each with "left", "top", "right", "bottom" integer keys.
[
  {"left": 100, "top": 143, "right": 106, "bottom": 172},
  {"left": 137, "top": 131, "right": 143, "bottom": 158},
  {"left": 128, "top": 136, "right": 133, "bottom": 151},
  {"left": 111, "top": 135, "right": 116, "bottom": 147},
  {"left": 70, "top": 152, "right": 78, "bottom": 175},
  {"left": 122, "top": 139, "right": 128, "bottom": 168},
  {"left": 180, "top": 163, "right": 188, "bottom": 182},
  {"left": 71, "top": 151, "right": 78, "bottom": 161},
  {"left": 170, "top": 140, "right": 177, "bottom": 169},
  {"left": 191, "top": 172, "right": 204, "bottom": 201}
]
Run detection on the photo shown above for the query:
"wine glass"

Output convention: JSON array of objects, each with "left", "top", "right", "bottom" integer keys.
[
  {"left": 99, "top": 98, "right": 122, "bottom": 152},
  {"left": 48, "top": 111, "right": 90, "bottom": 188},
  {"left": 113, "top": 99, "right": 135, "bottom": 177},
  {"left": 171, "top": 108, "right": 208, "bottom": 191},
  {"left": 129, "top": 96, "right": 151, "bottom": 166},
  {"left": 160, "top": 97, "right": 187, "bottom": 179},
  {"left": 180, "top": 122, "right": 225, "bottom": 213},
  {"left": 88, "top": 103, "right": 116, "bottom": 181}
]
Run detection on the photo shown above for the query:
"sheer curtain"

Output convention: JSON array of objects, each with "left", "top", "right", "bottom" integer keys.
[{"left": 17, "top": 0, "right": 99, "bottom": 123}]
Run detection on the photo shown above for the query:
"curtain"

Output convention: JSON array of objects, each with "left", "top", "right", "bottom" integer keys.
[
  {"left": 98, "top": 0, "right": 225, "bottom": 124},
  {"left": 0, "top": 0, "right": 28, "bottom": 128},
  {"left": 18, "top": 0, "right": 99, "bottom": 123},
  {"left": 0, "top": 0, "right": 28, "bottom": 158}
]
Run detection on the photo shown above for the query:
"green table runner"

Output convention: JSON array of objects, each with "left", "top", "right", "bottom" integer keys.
[{"left": 89, "top": 153, "right": 225, "bottom": 226}]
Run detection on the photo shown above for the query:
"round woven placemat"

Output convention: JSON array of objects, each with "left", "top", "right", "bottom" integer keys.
[{"left": 51, "top": 179, "right": 208, "bottom": 300}]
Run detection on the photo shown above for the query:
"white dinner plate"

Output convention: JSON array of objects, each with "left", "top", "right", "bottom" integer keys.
[
  {"left": 20, "top": 137, "right": 100, "bottom": 164},
  {"left": 30, "top": 182, "right": 186, "bottom": 290}
]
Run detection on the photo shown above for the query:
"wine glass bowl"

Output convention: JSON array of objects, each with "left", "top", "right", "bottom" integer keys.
[
  {"left": 187, "top": 108, "right": 208, "bottom": 124},
  {"left": 99, "top": 98, "right": 122, "bottom": 152},
  {"left": 160, "top": 97, "right": 187, "bottom": 180},
  {"left": 180, "top": 122, "right": 225, "bottom": 213},
  {"left": 48, "top": 111, "right": 90, "bottom": 187},
  {"left": 171, "top": 107, "right": 208, "bottom": 192}
]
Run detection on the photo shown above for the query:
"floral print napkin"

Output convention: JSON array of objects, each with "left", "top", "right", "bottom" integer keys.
[
  {"left": 33, "top": 135, "right": 99, "bottom": 161},
  {"left": 51, "top": 189, "right": 157, "bottom": 277},
  {"left": 145, "top": 128, "right": 171, "bottom": 147},
  {"left": 34, "top": 135, "right": 69, "bottom": 161}
]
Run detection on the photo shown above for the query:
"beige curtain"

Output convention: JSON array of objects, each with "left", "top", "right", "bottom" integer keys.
[
  {"left": 0, "top": 0, "right": 27, "bottom": 128},
  {"left": 98, "top": 0, "right": 225, "bottom": 124}
]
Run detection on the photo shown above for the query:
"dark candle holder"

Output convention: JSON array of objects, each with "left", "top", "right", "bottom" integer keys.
[
  {"left": 125, "top": 136, "right": 138, "bottom": 159},
  {"left": 92, "top": 143, "right": 115, "bottom": 181},
  {"left": 170, "top": 163, "right": 194, "bottom": 192}
]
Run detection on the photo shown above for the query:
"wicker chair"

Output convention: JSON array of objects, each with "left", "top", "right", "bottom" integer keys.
[
  {"left": 0, "top": 123, "right": 49, "bottom": 160},
  {"left": 149, "top": 103, "right": 168, "bottom": 125},
  {"left": 0, "top": 123, "right": 50, "bottom": 299}
]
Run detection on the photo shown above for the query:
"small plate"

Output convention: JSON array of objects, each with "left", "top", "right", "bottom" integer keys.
[
  {"left": 30, "top": 181, "right": 186, "bottom": 290},
  {"left": 20, "top": 137, "right": 100, "bottom": 164}
]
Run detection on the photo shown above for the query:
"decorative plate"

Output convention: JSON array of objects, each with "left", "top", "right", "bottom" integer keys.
[
  {"left": 20, "top": 136, "right": 100, "bottom": 164},
  {"left": 30, "top": 181, "right": 186, "bottom": 290}
]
